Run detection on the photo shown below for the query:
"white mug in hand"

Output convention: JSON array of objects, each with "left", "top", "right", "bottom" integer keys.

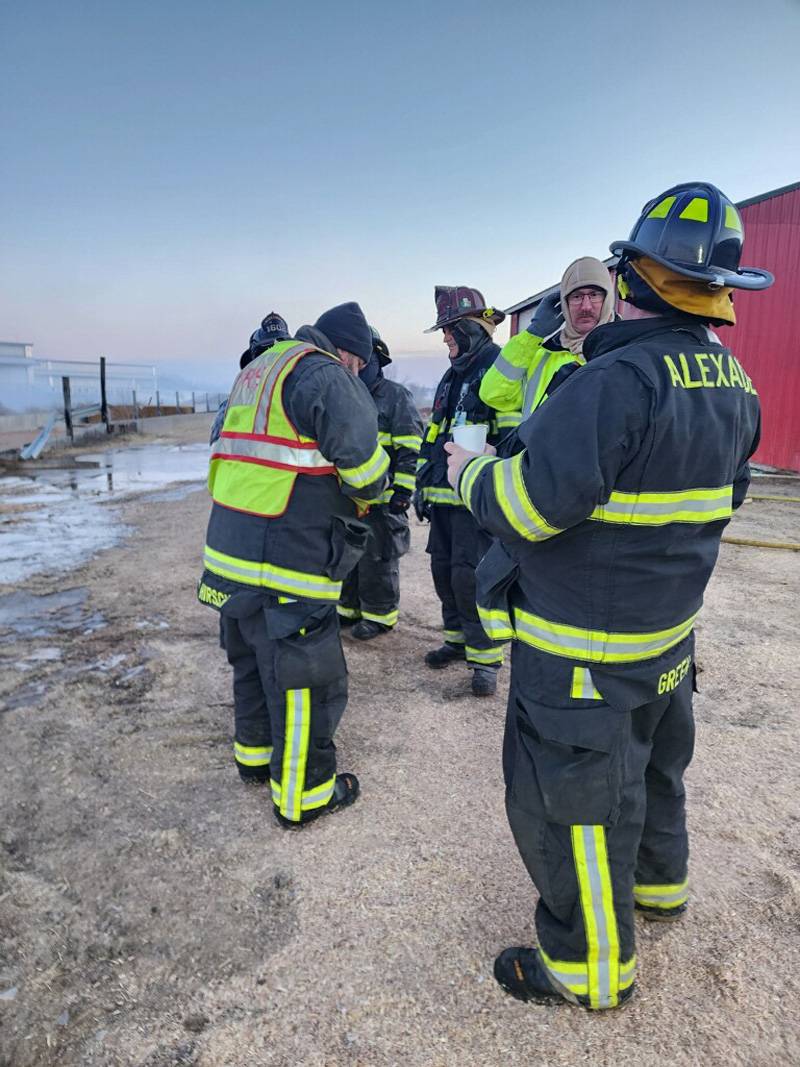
[{"left": 451, "top": 423, "right": 488, "bottom": 452}]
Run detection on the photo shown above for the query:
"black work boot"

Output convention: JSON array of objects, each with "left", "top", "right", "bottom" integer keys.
[
  {"left": 494, "top": 946, "right": 635, "bottom": 1009},
  {"left": 337, "top": 614, "right": 359, "bottom": 628},
  {"left": 273, "top": 773, "right": 360, "bottom": 830},
  {"left": 425, "top": 642, "right": 465, "bottom": 669},
  {"left": 352, "top": 619, "right": 390, "bottom": 641},
  {"left": 471, "top": 666, "right": 498, "bottom": 697},
  {"left": 635, "top": 900, "right": 688, "bottom": 923}
]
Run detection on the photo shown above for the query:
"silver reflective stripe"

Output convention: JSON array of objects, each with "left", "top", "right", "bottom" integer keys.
[
  {"left": 283, "top": 689, "right": 307, "bottom": 819},
  {"left": 499, "top": 461, "right": 554, "bottom": 539},
  {"left": 203, "top": 550, "right": 341, "bottom": 599},
  {"left": 522, "top": 356, "right": 551, "bottom": 416},
  {"left": 513, "top": 608, "right": 696, "bottom": 662},
  {"left": 573, "top": 667, "right": 601, "bottom": 700},
  {"left": 214, "top": 434, "right": 333, "bottom": 469},
  {"left": 592, "top": 487, "right": 733, "bottom": 524},
  {"left": 492, "top": 353, "right": 527, "bottom": 381},
  {"left": 634, "top": 883, "right": 688, "bottom": 905},
  {"left": 579, "top": 827, "right": 613, "bottom": 1009},
  {"left": 254, "top": 343, "right": 316, "bottom": 428}
]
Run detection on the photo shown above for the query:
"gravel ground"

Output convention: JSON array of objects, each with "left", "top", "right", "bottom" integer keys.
[{"left": 1, "top": 424, "right": 798, "bottom": 1066}]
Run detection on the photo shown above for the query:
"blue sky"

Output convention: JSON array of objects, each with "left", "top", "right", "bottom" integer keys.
[{"left": 1, "top": 0, "right": 799, "bottom": 389}]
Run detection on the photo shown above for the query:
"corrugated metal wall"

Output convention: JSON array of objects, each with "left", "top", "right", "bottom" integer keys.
[{"left": 720, "top": 185, "right": 800, "bottom": 470}]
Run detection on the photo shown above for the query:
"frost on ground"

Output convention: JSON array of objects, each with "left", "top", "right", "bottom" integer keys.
[{"left": 0, "top": 424, "right": 798, "bottom": 1067}]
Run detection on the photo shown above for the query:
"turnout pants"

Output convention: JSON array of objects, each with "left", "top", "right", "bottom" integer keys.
[
  {"left": 504, "top": 640, "right": 695, "bottom": 1009},
  {"left": 427, "top": 505, "right": 503, "bottom": 668},
  {"left": 338, "top": 507, "right": 409, "bottom": 629},
  {"left": 221, "top": 597, "right": 348, "bottom": 823}
]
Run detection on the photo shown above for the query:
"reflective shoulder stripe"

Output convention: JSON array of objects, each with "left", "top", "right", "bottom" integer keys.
[
  {"left": 459, "top": 454, "right": 497, "bottom": 510},
  {"left": 571, "top": 825, "right": 620, "bottom": 1009},
  {"left": 494, "top": 454, "right": 561, "bottom": 541},
  {"left": 590, "top": 485, "right": 734, "bottom": 526},
  {"left": 337, "top": 442, "right": 390, "bottom": 489},
  {"left": 571, "top": 667, "right": 602, "bottom": 700},
  {"left": 513, "top": 606, "right": 696, "bottom": 663},
  {"left": 252, "top": 343, "right": 324, "bottom": 429},
  {"left": 491, "top": 352, "right": 528, "bottom": 381}
]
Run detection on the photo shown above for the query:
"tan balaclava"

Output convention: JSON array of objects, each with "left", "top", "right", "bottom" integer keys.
[
  {"left": 559, "top": 257, "right": 615, "bottom": 354},
  {"left": 466, "top": 316, "right": 497, "bottom": 337}
]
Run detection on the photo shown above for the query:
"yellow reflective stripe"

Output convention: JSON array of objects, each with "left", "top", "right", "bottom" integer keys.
[
  {"left": 361, "top": 608, "right": 398, "bottom": 626},
  {"left": 279, "top": 689, "right": 311, "bottom": 821},
  {"left": 514, "top": 606, "right": 696, "bottom": 663},
  {"left": 423, "top": 486, "right": 463, "bottom": 505},
  {"left": 679, "top": 196, "right": 709, "bottom": 222},
  {"left": 392, "top": 434, "right": 422, "bottom": 450},
  {"left": 204, "top": 545, "right": 342, "bottom": 601},
  {"left": 491, "top": 352, "right": 528, "bottom": 380},
  {"left": 724, "top": 204, "right": 742, "bottom": 232},
  {"left": 590, "top": 486, "right": 733, "bottom": 525},
  {"left": 337, "top": 442, "right": 390, "bottom": 489},
  {"left": 647, "top": 195, "right": 676, "bottom": 219},
  {"left": 233, "top": 742, "right": 273, "bottom": 766},
  {"left": 633, "top": 878, "right": 689, "bottom": 907},
  {"left": 477, "top": 605, "right": 514, "bottom": 641},
  {"left": 378, "top": 431, "right": 392, "bottom": 445},
  {"left": 494, "top": 453, "right": 561, "bottom": 541},
  {"left": 393, "top": 471, "right": 416, "bottom": 490},
  {"left": 459, "top": 454, "right": 497, "bottom": 510},
  {"left": 495, "top": 411, "right": 522, "bottom": 428},
  {"left": 572, "top": 825, "right": 620, "bottom": 1010},
  {"left": 539, "top": 949, "right": 636, "bottom": 997},
  {"left": 271, "top": 774, "right": 335, "bottom": 812},
  {"left": 571, "top": 667, "right": 602, "bottom": 700},
  {"left": 465, "top": 645, "right": 503, "bottom": 665},
  {"left": 424, "top": 421, "right": 440, "bottom": 444},
  {"left": 443, "top": 629, "right": 465, "bottom": 644},
  {"left": 337, "top": 605, "right": 361, "bottom": 619}
]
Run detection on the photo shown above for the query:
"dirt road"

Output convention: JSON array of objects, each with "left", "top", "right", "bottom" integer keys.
[{"left": 1, "top": 425, "right": 798, "bottom": 1066}]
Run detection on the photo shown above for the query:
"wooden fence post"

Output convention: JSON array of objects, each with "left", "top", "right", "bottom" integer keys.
[
  {"left": 62, "top": 377, "right": 74, "bottom": 441},
  {"left": 100, "top": 356, "right": 110, "bottom": 433}
]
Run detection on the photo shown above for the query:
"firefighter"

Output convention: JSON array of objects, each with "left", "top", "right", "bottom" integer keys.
[
  {"left": 479, "top": 259, "right": 615, "bottom": 454},
  {"left": 416, "top": 286, "right": 507, "bottom": 697},
  {"left": 445, "top": 183, "right": 771, "bottom": 1008},
  {"left": 338, "top": 327, "right": 423, "bottom": 639},
  {"left": 198, "top": 302, "right": 390, "bottom": 828},
  {"left": 209, "top": 312, "right": 290, "bottom": 446}
]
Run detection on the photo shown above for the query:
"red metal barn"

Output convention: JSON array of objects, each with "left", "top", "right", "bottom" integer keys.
[{"left": 505, "top": 181, "right": 800, "bottom": 471}]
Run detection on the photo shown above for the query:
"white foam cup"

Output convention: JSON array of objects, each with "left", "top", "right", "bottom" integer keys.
[{"left": 451, "top": 423, "right": 488, "bottom": 452}]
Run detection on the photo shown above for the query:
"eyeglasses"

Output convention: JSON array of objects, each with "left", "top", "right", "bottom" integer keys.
[{"left": 567, "top": 289, "right": 605, "bottom": 307}]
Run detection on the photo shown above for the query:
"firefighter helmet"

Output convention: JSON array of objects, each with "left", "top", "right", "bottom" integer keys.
[
  {"left": 610, "top": 182, "right": 773, "bottom": 291},
  {"left": 369, "top": 326, "right": 392, "bottom": 367},
  {"left": 424, "top": 285, "right": 506, "bottom": 333}
]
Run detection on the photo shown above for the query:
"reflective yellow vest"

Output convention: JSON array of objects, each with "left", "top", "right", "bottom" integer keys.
[{"left": 208, "top": 340, "right": 337, "bottom": 517}]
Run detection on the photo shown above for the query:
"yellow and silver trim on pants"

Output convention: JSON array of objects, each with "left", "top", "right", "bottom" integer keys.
[
  {"left": 272, "top": 688, "right": 335, "bottom": 822},
  {"left": 571, "top": 824, "right": 622, "bottom": 1009},
  {"left": 233, "top": 741, "right": 273, "bottom": 769},
  {"left": 634, "top": 878, "right": 689, "bottom": 911}
]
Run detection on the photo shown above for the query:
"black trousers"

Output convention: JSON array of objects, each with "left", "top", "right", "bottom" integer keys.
[
  {"left": 426, "top": 505, "right": 503, "bottom": 668},
  {"left": 221, "top": 599, "right": 348, "bottom": 823},
  {"left": 338, "top": 506, "right": 407, "bottom": 628},
  {"left": 504, "top": 640, "right": 695, "bottom": 1008}
]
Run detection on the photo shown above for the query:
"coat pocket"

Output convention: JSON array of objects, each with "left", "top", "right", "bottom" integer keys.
[
  {"left": 475, "top": 541, "right": 518, "bottom": 642},
  {"left": 511, "top": 700, "right": 627, "bottom": 827},
  {"left": 326, "top": 516, "right": 370, "bottom": 580}
]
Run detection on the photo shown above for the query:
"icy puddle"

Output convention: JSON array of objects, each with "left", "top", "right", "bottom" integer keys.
[{"left": 0, "top": 443, "right": 209, "bottom": 583}]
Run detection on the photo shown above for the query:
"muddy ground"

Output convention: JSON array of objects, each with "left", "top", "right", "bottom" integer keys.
[{"left": 1, "top": 419, "right": 798, "bottom": 1066}]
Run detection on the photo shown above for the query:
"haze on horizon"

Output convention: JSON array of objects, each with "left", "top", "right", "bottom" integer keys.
[{"left": 1, "top": 0, "right": 799, "bottom": 392}]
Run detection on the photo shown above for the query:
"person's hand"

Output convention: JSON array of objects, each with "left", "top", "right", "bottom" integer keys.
[
  {"left": 388, "top": 492, "right": 411, "bottom": 515},
  {"left": 444, "top": 441, "right": 478, "bottom": 488},
  {"left": 527, "top": 290, "right": 563, "bottom": 339}
]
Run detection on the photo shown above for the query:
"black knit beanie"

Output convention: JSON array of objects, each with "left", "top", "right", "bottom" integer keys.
[{"left": 314, "top": 302, "right": 372, "bottom": 363}]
